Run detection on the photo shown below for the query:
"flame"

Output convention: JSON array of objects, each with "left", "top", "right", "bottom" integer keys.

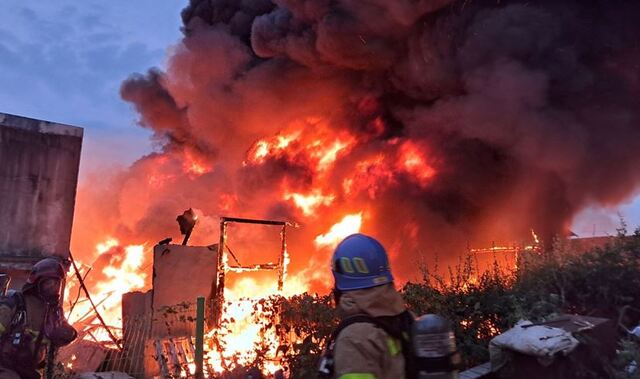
[
  {"left": 244, "top": 117, "right": 356, "bottom": 175},
  {"left": 397, "top": 140, "right": 436, "bottom": 187},
  {"left": 460, "top": 318, "right": 500, "bottom": 340},
  {"left": 66, "top": 238, "right": 149, "bottom": 333},
  {"left": 246, "top": 130, "right": 301, "bottom": 165},
  {"left": 96, "top": 238, "right": 118, "bottom": 255},
  {"left": 68, "top": 111, "right": 441, "bottom": 373},
  {"left": 284, "top": 189, "right": 335, "bottom": 216},
  {"left": 531, "top": 229, "right": 540, "bottom": 244},
  {"left": 65, "top": 354, "right": 77, "bottom": 370},
  {"left": 314, "top": 213, "right": 363, "bottom": 249},
  {"left": 96, "top": 244, "right": 146, "bottom": 311},
  {"left": 313, "top": 138, "right": 353, "bottom": 173},
  {"left": 185, "top": 159, "right": 209, "bottom": 176},
  {"left": 202, "top": 275, "right": 308, "bottom": 374}
]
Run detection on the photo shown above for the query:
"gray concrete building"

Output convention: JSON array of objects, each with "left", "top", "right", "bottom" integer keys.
[{"left": 0, "top": 112, "right": 83, "bottom": 287}]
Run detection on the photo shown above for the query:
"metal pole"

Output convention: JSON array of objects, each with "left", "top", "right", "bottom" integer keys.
[
  {"left": 68, "top": 251, "right": 122, "bottom": 350},
  {"left": 45, "top": 343, "right": 55, "bottom": 379},
  {"left": 195, "top": 296, "right": 205, "bottom": 379}
]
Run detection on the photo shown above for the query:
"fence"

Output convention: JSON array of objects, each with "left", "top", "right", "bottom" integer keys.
[{"left": 55, "top": 299, "right": 205, "bottom": 378}]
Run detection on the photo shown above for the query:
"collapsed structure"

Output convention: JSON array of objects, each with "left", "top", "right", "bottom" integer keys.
[{"left": 59, "top": 216, "right": 291, "bottom": 378}]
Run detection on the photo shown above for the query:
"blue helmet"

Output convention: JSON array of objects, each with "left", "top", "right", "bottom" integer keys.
[{"left": 331, "top": 233, "right": 394, "bottom": 291}]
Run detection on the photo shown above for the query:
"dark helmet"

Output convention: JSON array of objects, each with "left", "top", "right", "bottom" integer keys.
[
  {"left": 22, "top": 257, "right": 66, "bottom": 296},
  {"left": 26, "top": 257, "right": 66, "bottom": 285}
]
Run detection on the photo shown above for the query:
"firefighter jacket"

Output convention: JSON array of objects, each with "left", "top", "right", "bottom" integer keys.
[
  {"left": 0, "top": 293, "right": 50, "bottom": 379},
  {"left": 333, "top": 283, "right": 407, "bottom": 379}
]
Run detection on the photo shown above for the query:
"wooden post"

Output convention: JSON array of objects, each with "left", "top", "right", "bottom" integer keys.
[{"left": 195, "top": 296, "right": 205, "bottom": 379}]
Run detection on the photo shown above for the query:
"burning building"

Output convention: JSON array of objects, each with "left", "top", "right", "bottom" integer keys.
[
  {"left": 60, "top": 0, "right": 640, "bottom": 374},
  {"left": 78, "top": 0, "right": 638, "bottom": 288},
  {"left": 0, "top": 112, "right": 83, "bottom": 288}
]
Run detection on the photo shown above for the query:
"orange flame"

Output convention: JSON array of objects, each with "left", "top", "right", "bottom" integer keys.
[
  {"left": 68, "top": 109, "right": 442, "bottom": 373},
  {"left": 314, "top": 213, "right": 363, "bottom": 249},
  {"left": 66, "top": 238, "right": 149, "bottom": 333},
  {"left": 284, "top": 190, "right": 335, "bottom": 216}
]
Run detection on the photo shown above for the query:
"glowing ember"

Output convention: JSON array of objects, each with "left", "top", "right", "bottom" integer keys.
[
  {"left": 531, "top": 229, "right": 540, "bottom": 244},
  {"left": 314, "top": 213, "right": 363, "bottom": 249},
  {"left": 461, "top": 318, "right": 500, "bottom": 340}
]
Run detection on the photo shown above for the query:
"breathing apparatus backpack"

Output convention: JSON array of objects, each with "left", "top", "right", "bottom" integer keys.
[
  {"left": 0, "top": 290, "right": 45, "bottom": 379},
  {"left": 318, "top": 311, "right": 461, "bottom": 379}
]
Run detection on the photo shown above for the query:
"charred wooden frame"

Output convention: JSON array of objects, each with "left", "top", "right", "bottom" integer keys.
[{"left": 212, "top": 217, "right": 291, "bottom": 326}]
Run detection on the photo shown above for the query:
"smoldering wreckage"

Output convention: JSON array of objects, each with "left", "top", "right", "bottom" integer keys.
[{"left": 2, "top": 0, "right": 640, "bottom": 377}]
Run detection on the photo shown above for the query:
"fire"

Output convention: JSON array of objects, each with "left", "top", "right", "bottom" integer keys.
[
  {"left": 188, "top": 214, "right": 363, "bottom": 374},
  {"left": 342, "top": 140, "right": 436, "bottom": 198},
  {"left": 246, "top": 130, "right": 301, "bottom": 165},
  {"left": 244, "top": 117, "right": 356, "bottom": 175},
  {"left": 68, "top": 107, "right": 440, "bottom": 374},
  {"left": 66, "top": 0, "right": 640, "bottom": 372},
  {"left": 460, "top": 318, "right": 500, "bottom": 340},
  {"left": 96, "top": 238, "right": 118, "bottom": 254},
  {"left": 313, "top": 138, "right": 353, "bottom": 173},
  {"left": 202, "top": 276, "right": 308, "bottom": 374},
  {"left": 284, "top": 189, "right": 335, "bottom": 216},
  {"left": 314, "top": 213, "right": 363, "bottom": 249},
  {"left": 66, "top": 354, "right": 77, "bottom": 370},
  {"left": 531, "top": 229, "right": 540, "bottom": 244},
  {"left": 185, "top": 159, "right": 209, "bottom": 175},
  {"left": 66, "top": 239, "right": 149, "bottom": 331},
  {"left": 96, "top": 244, "right": 146, "bottom": 317},
  {"left": 397, "top": 140, "right": 436, "bottom": 187},
  {"left": 344, "top": 154, "right": 393, "bottom": 198},
  {"left": 181, "top": 150, "right": 212, "bottom": 176}
]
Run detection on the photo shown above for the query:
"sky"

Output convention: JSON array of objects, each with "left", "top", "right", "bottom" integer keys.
[
  {"left": 0, "top": 0, "right": 185, "bottom": 170},
  {"left": 0, "top": 1, "right": 639, "bottom": 235}
]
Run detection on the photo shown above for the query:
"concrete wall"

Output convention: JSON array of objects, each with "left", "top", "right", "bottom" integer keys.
[
  {"left": 0, "top": 112, "right": 83, "bottom": 271},
  {"left": 152, "top": 244, "right": 217, "bottom": 309}
]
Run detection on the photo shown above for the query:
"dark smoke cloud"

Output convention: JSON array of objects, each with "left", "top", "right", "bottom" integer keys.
[{"left": 115, "top": 0, "right": 640, "bottom": 283}]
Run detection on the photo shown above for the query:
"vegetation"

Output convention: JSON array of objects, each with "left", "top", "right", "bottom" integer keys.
[
  {"left": 54, "top": 229, "right": 640, "bottom": 378},
  {"left": 271, "top": 229, "right": 640, "bottom": 378}
]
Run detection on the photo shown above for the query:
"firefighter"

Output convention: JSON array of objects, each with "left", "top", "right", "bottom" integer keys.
[
  {"left": 320, "top": 233, "right": 413, "bottom": 379},
  {"left": 0, "top": 257, "right": 77, "bottom": 379}
]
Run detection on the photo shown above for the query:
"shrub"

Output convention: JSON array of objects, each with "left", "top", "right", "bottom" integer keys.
[{"left": 271, "top": 230, "right": 640, "bottom": 375}]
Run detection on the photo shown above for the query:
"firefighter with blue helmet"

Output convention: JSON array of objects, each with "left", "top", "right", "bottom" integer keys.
[{"left": 319, "top": 233, "right": 412, "bottom": 379}]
